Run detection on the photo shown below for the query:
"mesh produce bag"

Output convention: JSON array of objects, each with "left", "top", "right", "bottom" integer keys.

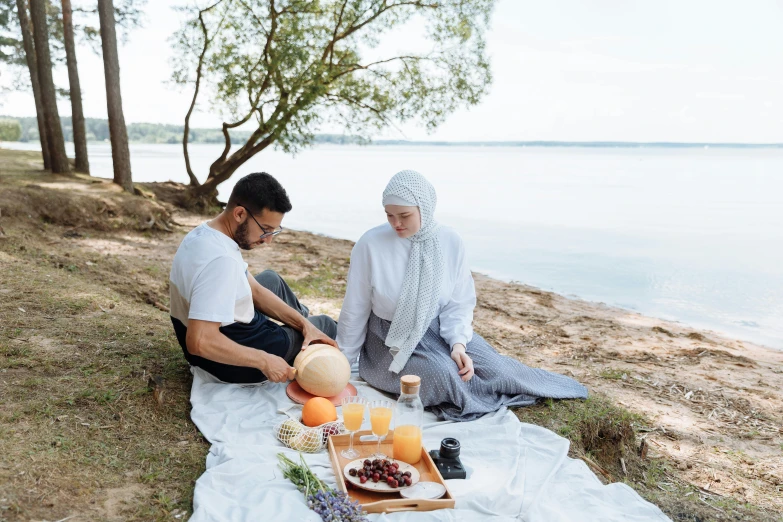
[{"left": 274, "top": 418, "right": 345, "bottom": 453}]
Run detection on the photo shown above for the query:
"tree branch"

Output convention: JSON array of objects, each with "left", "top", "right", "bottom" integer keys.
[
  {"left": 210, "top": 109, "right": 257, "bottom": 175},
  {"left": 183, "top": 0, "right": 227, "bottom": 186},
  {"left": 236, "top": 0, "right": 271, "bottom": 38},
  {"left": 320, "top": 1, "right": 437, "bottom": 71},
  {"left": 328, "top": 0, "right": 349, "bottom": 67},
  {"left": 330, "top": 54, "right": 427, "bottom": 82},
  {"left": 339, "top": 1, "right": 438, "bottom": 46},
  {"left": 324, "top": 92, "right": 396, "bottom": 129}
]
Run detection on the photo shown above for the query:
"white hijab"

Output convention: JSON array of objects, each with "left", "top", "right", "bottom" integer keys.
[{"left": 382, "top": 170, "right": 444, "bottom": 373}]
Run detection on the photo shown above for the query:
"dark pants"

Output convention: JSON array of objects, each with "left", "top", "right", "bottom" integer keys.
[
  {"left": 173, "top": 269, "right": 337, "bottom": 383},
  {"left": 255, "top": 269, "right": 338, "bottom": 363}
]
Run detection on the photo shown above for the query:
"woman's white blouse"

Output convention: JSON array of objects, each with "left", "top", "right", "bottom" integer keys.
[{"left": 336, "top": 224, "right": 476, "bottom": 364}]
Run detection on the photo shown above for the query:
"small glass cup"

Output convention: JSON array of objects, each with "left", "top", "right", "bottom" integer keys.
[
  {"left": 340, "top": 396, "right": 366, "bottom": 459},
  {"left": 369, "top": 399, "right": 394, "bottom": 459}
]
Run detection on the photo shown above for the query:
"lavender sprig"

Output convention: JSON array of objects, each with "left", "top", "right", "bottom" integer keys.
[
  {"left": 308, "top": 489, "right": 368, "bottom": 522},
  {"left": 278, "top": 453, "right": 369, "bottom": 522}
]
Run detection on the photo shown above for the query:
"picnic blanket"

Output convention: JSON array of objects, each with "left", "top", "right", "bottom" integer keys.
[{"left": 187, "top": 366, "right": 670, "bottom": 521}]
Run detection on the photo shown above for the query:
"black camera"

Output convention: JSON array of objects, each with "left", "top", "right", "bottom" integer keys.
[{"left": 428, "top": 438, "right": 466, "bottom": 480}]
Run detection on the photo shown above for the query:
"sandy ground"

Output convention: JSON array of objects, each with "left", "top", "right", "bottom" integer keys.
[{"left": 471, "top": 275, "right": 783, "bottom": 509}]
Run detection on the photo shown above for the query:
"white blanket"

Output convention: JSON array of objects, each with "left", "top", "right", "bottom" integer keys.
[{"left": 188, "top": 367, "right": 670, "bottom": 521}]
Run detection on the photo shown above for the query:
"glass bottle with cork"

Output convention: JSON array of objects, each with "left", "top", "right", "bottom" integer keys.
[{"left": 393, "top": 374, "right": 424, "bottom": 464}]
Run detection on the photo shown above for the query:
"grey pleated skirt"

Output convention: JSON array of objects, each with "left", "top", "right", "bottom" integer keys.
[{"left": 358, "top": 312, "right": 588, "bottom": 421}]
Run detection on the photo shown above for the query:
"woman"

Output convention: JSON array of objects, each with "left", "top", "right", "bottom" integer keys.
[{"left": 336, "top": 170, "right": 587, "bottom": 421}]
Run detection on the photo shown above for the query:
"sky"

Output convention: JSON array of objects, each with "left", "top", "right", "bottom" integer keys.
[{"left": 1, "top": 0, "right": 783, "bottom": 143}]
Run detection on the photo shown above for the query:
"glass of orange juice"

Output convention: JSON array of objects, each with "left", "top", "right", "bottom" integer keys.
[
  {"left": 369, "top": 399, "right": 394, "bottom": 458},
  {"left": 341, "top": 396, "right": 366, "bottom": 459}
]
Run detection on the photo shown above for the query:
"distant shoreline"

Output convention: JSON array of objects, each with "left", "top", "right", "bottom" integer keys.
[
  {"left": 366, "top": 140, "right": 783, "bottom": 148},
  {"left": 3, "top": 139, "right": 783, "bottom": 149},
  {"left": 2, "top": 115, "right": 782, "bottom": 148}
]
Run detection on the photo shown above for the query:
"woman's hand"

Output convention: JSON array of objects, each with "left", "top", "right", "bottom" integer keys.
[{"left": 450, "top": 344, "right": 474, "bottom": 382}]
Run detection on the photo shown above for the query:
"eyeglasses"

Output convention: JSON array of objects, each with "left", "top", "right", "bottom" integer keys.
[{"left": 239, "top": 205, "right": 284, "bottom": 240}]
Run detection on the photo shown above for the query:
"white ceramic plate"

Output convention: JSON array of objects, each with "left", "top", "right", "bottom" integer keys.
[
  {"left": 399, "top": 481, "right": 447, "bottom": 500},
  {"left": 343, "top": 459, "right": 420, "bottom": 493}
]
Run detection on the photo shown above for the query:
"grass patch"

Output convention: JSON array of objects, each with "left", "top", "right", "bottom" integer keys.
[
  {"left": 598, "top": 367, "right": 627, "bottom": 380},
  {"left": 513, "top": 397, "right": 776, "bottom": 521},
  {"left": 653, "top": 326, "right": 675, "bottom": 337},
  {"left": 515, "top": 396, "right": 642, "bottom": 473},
  {"left": 0, "top": 148, "right": 174, "bottom": 233},
  {"left": 0, "top": 210, "right": 205, "bottom": 518},
  {"left": 287, "top": 261, "right": 342, "bottom": 299}
]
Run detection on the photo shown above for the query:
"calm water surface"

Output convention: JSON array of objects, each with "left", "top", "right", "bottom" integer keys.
[{"left": 5, "top": 141, "right": 782, "bottom": 349}]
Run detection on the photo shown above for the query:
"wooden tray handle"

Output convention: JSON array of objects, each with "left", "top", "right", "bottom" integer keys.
[{"left": 385, "top": 503, "right": 422, "bottom": 512}]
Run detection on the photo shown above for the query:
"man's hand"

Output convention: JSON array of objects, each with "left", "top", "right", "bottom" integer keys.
[
  {"left": 301, "top": 320, "right": 339, "bottom": 351},
  {"left": 450, "top": 344, "right": 474, "bottom": 382},
  {"left": 186, "top": 319, "right": 295, "bottom": 383},
  {"left": 260, "top": 353, "right": 296, "bottom": 383}
]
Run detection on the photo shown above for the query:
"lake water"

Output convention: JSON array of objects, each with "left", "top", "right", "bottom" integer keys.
[{"left": 4, "top": 141, "right": 783, "bottom": 349}]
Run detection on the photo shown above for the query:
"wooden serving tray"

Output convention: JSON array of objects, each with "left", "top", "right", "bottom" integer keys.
[{"left": 327, "top": 430, "right": 455, "bottom": 513}]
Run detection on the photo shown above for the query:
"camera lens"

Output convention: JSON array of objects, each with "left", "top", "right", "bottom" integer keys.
[{"left": 439, "top": 438, "right": 460, "bottom": 459}]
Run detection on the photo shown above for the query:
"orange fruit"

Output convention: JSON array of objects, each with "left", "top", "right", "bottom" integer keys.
[{"left": 302, "top": 397, "right": 338, "bottom": 427}]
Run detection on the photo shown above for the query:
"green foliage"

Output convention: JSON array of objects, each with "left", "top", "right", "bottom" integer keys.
[
  {"left": 0, "top": 118, "right": 22, "bottom": 141},
  {"left": 1, "top": 0, "right": 145, "bottom": 91},
  {"left": 75, "top": 0, "right": 147, "bottom": 52},
  {"left": 171, "top": 0, "right": 496, "bottom": 171},
  {"left": 2, "top": 114, "right": 365, "bottom": 144},
  {"left": 0, "top": 0, "right": 22, "bottom": 64},
  {"left": 0, "top": 0, "right": 65, "bottom": 67}
]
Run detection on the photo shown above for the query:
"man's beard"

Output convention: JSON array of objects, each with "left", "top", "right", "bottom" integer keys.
[{"left": 234, "top": 219, "right": 255, "bottom": 250}]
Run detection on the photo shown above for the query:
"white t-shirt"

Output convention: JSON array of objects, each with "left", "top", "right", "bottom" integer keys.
[
  {"left": 336, "top": 223, "right": 476, "bottom": 364},
  {"left": 169, "top": 222, "right": 254, "bottom": 327}
]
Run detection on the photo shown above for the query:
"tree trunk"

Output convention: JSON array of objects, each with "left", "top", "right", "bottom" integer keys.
[
  {"left": 97, "top": 0, "right": 133, "bottom": 192},
  {"left": 192, "top": 137, "right": 272, "bottom": 197},
  {"left": 28, "top": 0, "right": 70, "bottom": 174},
  {"left": 184, "top": 125, "right": 281, "bottom": 210},
  {"left": 181, "top": 17, "right": 206, "bottom": 187},
  {"left": 183, "top": 151, "right": 246, "bottom": 210},
  {"left": 61, "top": 0, "right": 89, "bottom": 173},
  {"left": 15, "top": 0, "right": 51, "bottom": 170}
]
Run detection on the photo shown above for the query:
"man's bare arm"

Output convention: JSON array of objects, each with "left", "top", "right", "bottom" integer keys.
[{"left": 185, "top": 319, "right": 295, "bottom": 382}]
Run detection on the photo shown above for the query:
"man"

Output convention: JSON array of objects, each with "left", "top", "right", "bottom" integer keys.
[{"left": 169, "top": 172, "right": 338, "bottom": 383}]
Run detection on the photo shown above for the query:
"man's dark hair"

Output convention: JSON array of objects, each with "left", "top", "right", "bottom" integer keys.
[{"left": 226, "top": 172, "right": 292, "bottom": 214}]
